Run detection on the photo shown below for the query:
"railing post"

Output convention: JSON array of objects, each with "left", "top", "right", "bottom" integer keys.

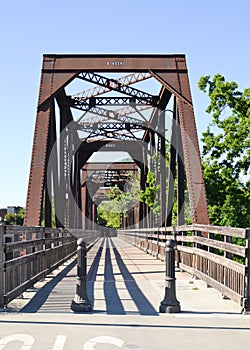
[
  {"left": 174, "top": 229, "right": 180, "bottom": 268},
  {"left": 243, "top": 228, "right": 250, "bottom": 314},
  {"left": 159, "top": 239, "right": 181, "bottom": 313},
  {"left": 156, "top": 229, "right": 160, "bottom": 259},
  {"left": 0, "top": 225, "right": 5, "bottom": 308},
  {"left": 146, "top": 233, "right": 149, "bottom": 253},
  {"left": 71, "top": 238, "right": 92, "bottom": 312}
]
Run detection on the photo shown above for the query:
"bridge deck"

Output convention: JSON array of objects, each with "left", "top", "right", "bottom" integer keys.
[
  {"left": 1, "top": 237, "right": 249, "bottom": 350},
  {"left": 10, "top": 236, "right": 241, "bottom": 315}
]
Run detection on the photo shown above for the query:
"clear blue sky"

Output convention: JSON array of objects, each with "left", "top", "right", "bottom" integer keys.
[{"left": 0, "top": 0, "right": 249, "bottom": 209}]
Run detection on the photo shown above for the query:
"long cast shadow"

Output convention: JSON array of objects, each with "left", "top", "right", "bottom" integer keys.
[
  {"left": 110, "top": 238, "right": 159, "bottom": 316},
  {"left": 87, "top": 238, "right": 105, "bottom": 305},
  {"left": 104, "top": 238, "right": 125, "bottom": 315},
  {"left": 21, "top": 259, "right": 77, "bottom": 313},
  {"left": 21, "top": 239, "right": 105, "bottom": 313}
]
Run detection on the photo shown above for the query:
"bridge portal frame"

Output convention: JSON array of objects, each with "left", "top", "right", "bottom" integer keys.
[{"left": 24, "top": 54, "right": 209, "bottom": 228}]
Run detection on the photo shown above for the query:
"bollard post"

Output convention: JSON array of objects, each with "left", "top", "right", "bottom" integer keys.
[
  {"left": 71, "top": 238, "right": 92, "bottom": 312},
  {"left": 159, "top": 239, "right": 181, "bottom": 313}
]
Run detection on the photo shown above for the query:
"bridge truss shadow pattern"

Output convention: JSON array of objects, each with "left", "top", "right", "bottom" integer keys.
[{"left": 21, "top": 237, "right": 161, "bottom": 315}]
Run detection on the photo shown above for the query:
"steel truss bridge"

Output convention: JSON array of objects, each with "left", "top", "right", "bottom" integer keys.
[
  {"left": 2, "top": 54, "right": 250, "bottom": 317},
  {"left": 24, "top": 54, "right": 209, "bottom": 230}
]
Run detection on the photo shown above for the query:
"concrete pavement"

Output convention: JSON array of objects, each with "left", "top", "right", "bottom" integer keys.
[{"left": 0, "top": 237, "right": 249, "bottom": 349}]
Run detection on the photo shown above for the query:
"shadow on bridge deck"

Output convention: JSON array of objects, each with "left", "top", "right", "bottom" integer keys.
[{"left": 9, "top": 237, "right": 242, "bottom": 315}]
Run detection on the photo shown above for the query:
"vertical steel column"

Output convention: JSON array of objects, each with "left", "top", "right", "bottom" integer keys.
[
  {"left": 166, "top": 99, "right": 177, "bottom": 226},
  {"left": 149, "top": 131, "right": 155, "bottom": 227},
  {"left": 44, "top": 100, "right": 56, "bottom": 227},
  {"left": 85, "top": 187, "right": 92, "bottom": 230},
  {"left": 177, "top": 110, "right": 185, "bottom": 226},
  {"left": 24, "top": 106, "right": 52, "bottom": 226},
  {"left": 158, "top": 110, "right": 166, "bottom": 227},
  {"left": 59, "top": 105, "right": 68, "bottom": 228},
  {"left": 81, "top": 169, "right": 87, "bottom": 229},
  {"left": 70, "top": 127, "right": 82, "bottom": 229},
  {"left": 139, "top": 147, "right": 149, "bottom": 228},
  {"left": 50, "top": 102, "right": 61, "bottom": 228},
  {"left": 72, "top": 151, "right": 82, "bottom": 229},
  {"left": 44, "top": 186, "right": 52, "bottom": 227},
  {"left": 139, "top": 161, "right": 146, "bottom": 228},
  {"left": 68, "top": 132, "right": 75, "bottom": 228},
  {"left": 91, "top": 202, "right": 97, "bottom": 230},
  {"left": 160, "top": 137, "right": 167, "bottom": 226},
  {"left": 94, "top": 203, "right": 98, "bottom": 230}
]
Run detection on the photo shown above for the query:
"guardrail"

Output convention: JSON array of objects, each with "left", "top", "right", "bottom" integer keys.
[
  {"left": 118, "top": 225, "right": 250, "bottom": 313},
  {"left": 0, "top": 225, "right": 100, "bottom": 308}
]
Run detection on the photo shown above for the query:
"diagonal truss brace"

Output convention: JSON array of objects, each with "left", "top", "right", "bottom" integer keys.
[{"left": 75, "top": 72, "right": 152, "bottom": 101}]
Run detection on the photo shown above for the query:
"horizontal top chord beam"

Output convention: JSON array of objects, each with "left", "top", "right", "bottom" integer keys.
[{"left": 42, "top": 54, "right": 188, "bottom": 72}]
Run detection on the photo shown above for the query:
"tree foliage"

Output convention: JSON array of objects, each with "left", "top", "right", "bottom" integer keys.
[
  {"left": 139, "top": 171, "right": 160, "bottom": 216},
  {"left": 97, "top": 174, "right": 140, "bottom": 229},
  {"left": 97, "top": 200, "right": 122, "bottom": 229},
  {"left": 4, "top": 208, "right": 25, "bottom": 225},
  {"left": 198, "top": 74, "right": 250, "bottom": 227}
]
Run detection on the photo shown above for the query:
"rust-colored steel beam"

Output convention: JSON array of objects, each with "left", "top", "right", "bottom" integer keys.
[
  {"left": 69, "top": 96, "right": 157, "bottom": 109},
  {"left": 24, "top": 107, "right": 51, "bottom": 226},
  {"left": 38, "top": 54, "right": 187, "bottom": 108},
  {"left": 42, "top": 54, "right": 187, "bottom": 72}
]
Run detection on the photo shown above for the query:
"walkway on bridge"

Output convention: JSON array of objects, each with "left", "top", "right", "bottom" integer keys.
[
  {"left": 1, "top": 237, "right": 249, "bottom": 350},
  {"left": 6, "top": 237, "right": 241, "bottom": 315}
]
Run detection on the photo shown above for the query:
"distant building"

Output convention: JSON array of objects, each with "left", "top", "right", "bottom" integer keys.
[
  {"left": 0, "top": 208, "right": 7, "bottom": 221},
  {"left": 7, "top": 206, "right": 22, "bottom": 215}
]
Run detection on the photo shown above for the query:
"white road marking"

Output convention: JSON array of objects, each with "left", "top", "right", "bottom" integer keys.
[
  {"left": 0, "top": 334, "right": 34, "bottom": 350},
  {"left": 84, "top": 336, "right": 124, "bottom": 349},
  {"left": 52, "top": 335, "right": 67, "bottom": 350}
]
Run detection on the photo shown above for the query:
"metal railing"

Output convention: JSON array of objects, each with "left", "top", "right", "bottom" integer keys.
[
  {"left": 0, "top": 225, "right": 100, "bottom": 308},
  {"left": 118, "top": 224, "right": 250, "bottom": 313}
]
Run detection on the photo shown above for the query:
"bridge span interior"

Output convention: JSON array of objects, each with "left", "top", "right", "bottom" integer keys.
[
  {"left": 24, "top": 54, "right": 209, "bottom": 229},
  {"left": 82, "top": 162, "right": 140, "bottom": 230}
]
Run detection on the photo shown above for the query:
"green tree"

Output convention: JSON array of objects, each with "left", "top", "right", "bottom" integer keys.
[
  {"left": 139, "top": 171, "right": 160, "bottom": 216},
  {"left": 97, "top": 200, "right": 121, "bottom": 229},
  {"left": 4, "top": 208, "right": 24, "bottom": 225},
  {"left": 198, "top": 74, "right": 250, "bottom": 227},
  {"left": 97, "top": 173, "right": 140, "bottom": 229}
]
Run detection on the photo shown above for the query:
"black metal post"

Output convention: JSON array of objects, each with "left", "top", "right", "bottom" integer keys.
[
  {"left": 159, "top": 239, "right": 181, "bottom": 313},
  {"left": 71, "top": 238, "right": 92, "bottom": 312}
]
